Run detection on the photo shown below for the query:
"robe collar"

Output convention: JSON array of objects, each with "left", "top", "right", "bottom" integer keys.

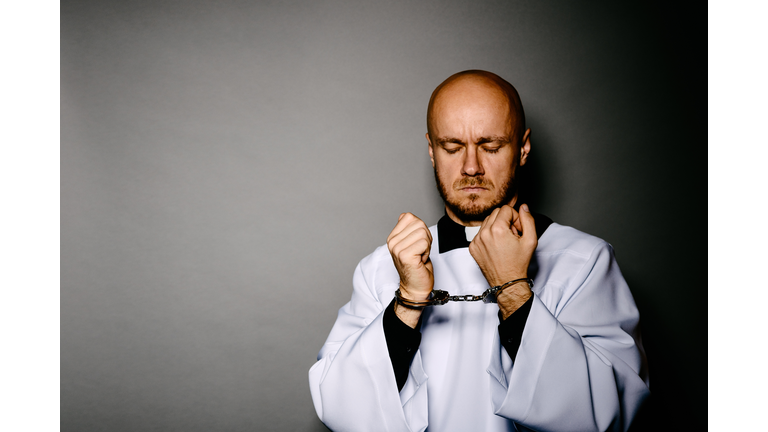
[{"left": 437, "top": 210, "right": 553, "bottom": 254}]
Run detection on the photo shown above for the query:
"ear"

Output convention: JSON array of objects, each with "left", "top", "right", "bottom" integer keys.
[
  {"left": 426, "top": 133, "right": 435, "bottom": 168},
  {"left": 519, "top": 128, "right": 531, "bottom": 166}
]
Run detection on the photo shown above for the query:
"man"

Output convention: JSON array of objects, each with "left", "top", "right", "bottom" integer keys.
[{"left": 309, "top": 70, "right": 649, "bottom": 432}]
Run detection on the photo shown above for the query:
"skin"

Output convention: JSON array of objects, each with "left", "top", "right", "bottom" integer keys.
[{"left": 387, "top": 71, "right": 537, "bottom": 327}]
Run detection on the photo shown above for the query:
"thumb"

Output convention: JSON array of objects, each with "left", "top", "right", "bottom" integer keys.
[{"left": 519, "top": 204, "right": 536, "bottom": 239}]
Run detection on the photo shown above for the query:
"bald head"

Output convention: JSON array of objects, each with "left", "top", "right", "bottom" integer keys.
[{"left": 427, "top": 70, "right": 526, "bottom": 144}]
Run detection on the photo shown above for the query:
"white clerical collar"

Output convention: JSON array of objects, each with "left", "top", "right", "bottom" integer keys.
[{"left": 465, "top": 225, "right": 481, "bottom": 242}]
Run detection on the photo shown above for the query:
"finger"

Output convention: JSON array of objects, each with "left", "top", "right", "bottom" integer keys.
[
  {"left": 399, "top": 234, "right": 432, "bottom": 264},
  {"left": 479, "top": 213, "right": 491, "bottom": 231},
  {"left": 481, "top": 206, "right": 502, "bottom": 231},
  {"left": 510, "top": 207, "right": 523, "bottom": 233},
  {"left": 519, "top": 204, "right": 537, "bottom": 240},
  {"left": 392, "top": 224, "right": 432, "bottom": 257},
  {"left": 393, "top": 219, "right": 431, "bottom": 247},
  {"left": 387, "top": 213, "right": 411, "bottom": 243},
  {"left": 387, "top": 213, "right": 425, "bottom": 243},
  {"left": 402, "top": 215, "right": 431, "bottom": 243},
  {"left": 491, "top": 205, "right": 514, "bottom": 231}
]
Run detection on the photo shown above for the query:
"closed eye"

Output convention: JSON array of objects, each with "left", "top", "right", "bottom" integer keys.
[
  {"left": 440, "top": 142, "right": 464, "bottom": 154},
  {"left": 477, "top": 136, "right": 510, "bottom": 154}
]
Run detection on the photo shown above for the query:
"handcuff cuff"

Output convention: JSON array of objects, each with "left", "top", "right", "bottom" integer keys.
[{"left": 395, "top": 278, "right": 534, "bottom": 310}]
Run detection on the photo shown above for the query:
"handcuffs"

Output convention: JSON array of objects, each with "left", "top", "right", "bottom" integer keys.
[{"left": 395, "top": 278, "right": 534, "bottom": 309}]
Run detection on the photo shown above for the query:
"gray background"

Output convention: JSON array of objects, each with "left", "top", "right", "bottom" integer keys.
[{"left": 61, "top": 1, "right": 705, "bottom": 431}]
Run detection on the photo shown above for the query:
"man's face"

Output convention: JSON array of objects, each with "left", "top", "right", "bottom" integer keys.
[{"left": 427, "top": 81, "right": 529, "bottom": 225}]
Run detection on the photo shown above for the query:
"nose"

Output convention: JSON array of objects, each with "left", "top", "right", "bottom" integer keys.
[{"left": 461, "top": 145, "right": 483, "bottom": 176}]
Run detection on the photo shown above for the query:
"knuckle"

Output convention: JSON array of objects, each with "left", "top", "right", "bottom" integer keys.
[{"left": 421, "top": 227, "right": 431, "bottom": 239}]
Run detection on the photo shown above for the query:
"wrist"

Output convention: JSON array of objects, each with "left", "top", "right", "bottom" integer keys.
[
  {"left": 487, "top": 271, "right": 527, "bottom": 288},
  {"left": 394, "top": 302, "right": 423, "bottom": 329},
  {"left": 398, "top": 281, "right": 432, "bottom": 301},
  {"left": 495, "top": 279, "right": 533, "bottom": 320}
]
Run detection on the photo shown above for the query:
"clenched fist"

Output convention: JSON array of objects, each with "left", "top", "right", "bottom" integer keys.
[
  {"left": 387, "top": 213, "right": 434, "bottom": 327},
  {"left": 469, "top": 204, "right": 538, "bottom": 319}
]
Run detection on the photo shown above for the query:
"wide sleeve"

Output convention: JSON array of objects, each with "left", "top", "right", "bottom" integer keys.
[
  {"left": 487, "top": 242, "right": 650, "bottom": 432},
  {"left": 308, "top": 248, "right": 430, "bottom": 432}
]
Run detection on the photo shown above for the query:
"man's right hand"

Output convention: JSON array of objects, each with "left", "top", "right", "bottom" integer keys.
[{"left": 386, "top": 213, "right": 434, "bottom": 327}]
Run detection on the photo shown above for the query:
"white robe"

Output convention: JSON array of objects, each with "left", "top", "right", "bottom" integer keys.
[{"left": 309, "top": 222, "right": 650, "bottom": 432}]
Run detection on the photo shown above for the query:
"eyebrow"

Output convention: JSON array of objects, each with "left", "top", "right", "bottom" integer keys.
[{"left": 434, "top": 136, "right": 511, "bottom": 145}]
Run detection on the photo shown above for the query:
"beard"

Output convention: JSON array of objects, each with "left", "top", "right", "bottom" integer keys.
[{"left": 434, "top": 167, "right": 517, "bottom": 223}]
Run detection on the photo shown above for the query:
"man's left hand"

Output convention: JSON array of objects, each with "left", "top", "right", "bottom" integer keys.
[{"left": 469, "top": 204, "right": 537, "bottom": 318}]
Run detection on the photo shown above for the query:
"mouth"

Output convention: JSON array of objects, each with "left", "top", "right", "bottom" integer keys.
[{"left": 459, "top": 187, "right": 488, "bottom": 194}]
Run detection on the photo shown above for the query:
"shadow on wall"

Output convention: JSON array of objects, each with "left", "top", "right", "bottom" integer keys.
[
  {"left": 516, "top": 117, "right": 556, "bottom": 219},
  {"left": 310, "top": 418, "right": 331, "bottom": 431}
]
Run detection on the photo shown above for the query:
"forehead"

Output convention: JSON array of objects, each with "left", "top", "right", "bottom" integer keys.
[{"left": 431, "top": 80, "right": 515, "bottom": 138}]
